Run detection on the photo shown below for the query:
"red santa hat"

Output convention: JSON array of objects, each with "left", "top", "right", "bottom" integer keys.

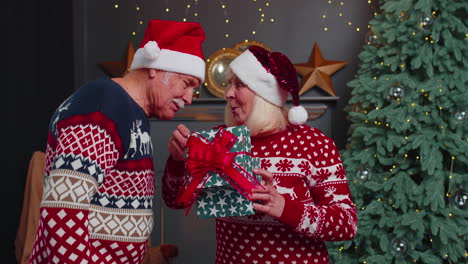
[
  {"left": 130, "top": 19, "right": 206, "bottom": 82},
  {"left": 229, "top": 46, "right": 308, "bottom": 125}
]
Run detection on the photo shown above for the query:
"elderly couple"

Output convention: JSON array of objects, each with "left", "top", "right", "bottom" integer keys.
[{"left": 29, "top": 19, "right": 357, "bottom": 264}]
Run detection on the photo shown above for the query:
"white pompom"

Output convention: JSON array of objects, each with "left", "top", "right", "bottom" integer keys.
[
  {"left": 143, "top": 41, "right": 161, "bottom": 60},
  {"left": 288, "top": 105, "right": 308, "bottom": 125}
]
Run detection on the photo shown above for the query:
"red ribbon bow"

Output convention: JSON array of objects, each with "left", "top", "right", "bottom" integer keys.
[{"left": 177, "top": 128, "right": 260, "bottom": 215}]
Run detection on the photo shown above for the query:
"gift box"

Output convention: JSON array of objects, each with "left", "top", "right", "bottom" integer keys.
[{"left": 179, "top": 126, "right": 262, "bottom": 218}]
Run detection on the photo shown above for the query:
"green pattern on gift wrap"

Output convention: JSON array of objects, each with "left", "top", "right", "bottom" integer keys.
[{"left": 186, "top": 125, "right": 261, "bottom": 218}]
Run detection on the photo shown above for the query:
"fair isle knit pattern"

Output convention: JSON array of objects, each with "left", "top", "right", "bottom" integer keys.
[
  {"left": 164, "top": 124, "right": 357, "bottom": 264},
  {"left": 29, "top": 79, "right": 155, "bottom": 264}
]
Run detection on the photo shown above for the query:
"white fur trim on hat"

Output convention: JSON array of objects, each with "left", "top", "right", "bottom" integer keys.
[
  {"left": 130, "top": 46, "right": 206, "bottom": 82},
  {"left": 229, "top": 50, "right": 288, "bottom": 106},
  {"left": 288, "top": 105, "right": 308, "bottom": 125}
]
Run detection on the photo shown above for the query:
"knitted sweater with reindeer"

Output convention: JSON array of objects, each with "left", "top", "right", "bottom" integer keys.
[
  {"left": 163, "top": 124, "right": 358, "bottom": 264},
  {"left": 29, "top": 78, "right": 155, "bottom": 264}
]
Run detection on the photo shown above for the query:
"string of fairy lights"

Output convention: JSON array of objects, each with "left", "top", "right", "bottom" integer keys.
[
  {"left": 111, "top": 0, "right": 376, "bottom": 41},
  {"left": 321, "top": 0, "right": 377, "bottom": 32}
]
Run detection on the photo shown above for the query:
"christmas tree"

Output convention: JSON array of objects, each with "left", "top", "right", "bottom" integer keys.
[{"left": 327, "top": 0, "right": 468, "bottom": 263}]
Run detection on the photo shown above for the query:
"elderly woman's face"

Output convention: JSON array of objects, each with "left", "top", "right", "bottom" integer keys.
[{"left": 225, "top": 75, "right": 256, "bottom": 125}]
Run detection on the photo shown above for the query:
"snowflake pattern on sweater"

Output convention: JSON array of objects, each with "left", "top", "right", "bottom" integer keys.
[
  {"left": 163, "top": 124, "right": 357, "bottom": 264},
  {"left": 29, "top": 79, "right": 155, "bottom": 264}
]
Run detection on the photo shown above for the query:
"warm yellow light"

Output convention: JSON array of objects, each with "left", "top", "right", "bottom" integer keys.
[
  {"left": 411, "top": 103, "right": 416, "bottom": 107},
  {"left": 407, "top": 119, "right": 411, "bottom": 123},
  {"left": 265, "top": 2, "right": 270, "bottom": 6},
  {"left": 412, "top": 32, "right": 416, "bottom": 35},
  {"left": 225, "top": 34, "right": 229, "bottom": 38},
  {"left": 270, "top": 18, "right": 275, "bottom": 22},
  {"left": 114, "top": 4, "right": 119, "bottom": 8},
  {"left": 165, "top": 8, "right": 170, "bottom": 12},
  {"left": 194, "top": 13, "right": 198, "bottom": 16},
  {"left": 261, "top": 13, "right": 265, "bottom": 17},
  {"left": 132, "top": 32, "right": 136, "bottom": 36},
  {"left": 452, "top": 156, "right": 455, "bottom": 160},
  {"left": 323, "top": 15, "right": 327, "bottom": 18},
  {"left": 340, "top": 2, "right": 344, "bottom": 5},
  {"left": 324, "top": 27, "right": 328, "bottom": 31},
  {"left": 356, "top": 28, "right": 360, "bottom": 31},
  {"left": 187, "top": 4, "right": 191, "bottom": 8},
  {"left": 221, "top": 4, "right": 226, "bottom": 8},
  {"left": 348, "top": 22, "right": 352, "bottom": 25},
  {"left": 183, "top": 18, "right": 187, "bottom": 22},
  {"left": 439, "top": 106, "right": 443, "bottom": 110},
  {"left": 252, "top": 31, "right": 256, "bottom": 35},
  {"left": 225, "top": 19, "right": 229, "bottom": 23},
  {"left": 139, "top": 21, "right": 143, "bottom": 24},
  {"left": 136, "top": 6, "right": 140, "bottom": 11},
  {"left": 339, "top": 13, "right": 343, "bottom": 16}
]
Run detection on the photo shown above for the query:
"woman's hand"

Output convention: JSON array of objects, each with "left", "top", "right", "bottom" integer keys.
[
  {"left": 249, "top": 168, "right": 285, "bottom": 218},
  {"left": 168, "top": 124, "right": 191, "bottom": 161}
]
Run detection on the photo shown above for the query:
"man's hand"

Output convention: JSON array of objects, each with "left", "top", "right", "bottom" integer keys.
[
  {"left": 168, "top": 124, "right": 191, "bottom": 161},
  {"left": 249, "top": 168, "right": 285, "bottom": 219}
]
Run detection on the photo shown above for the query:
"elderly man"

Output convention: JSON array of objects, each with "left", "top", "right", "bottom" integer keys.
[{"left": 29, "top": 19, "right": 205, "bottom": 264}]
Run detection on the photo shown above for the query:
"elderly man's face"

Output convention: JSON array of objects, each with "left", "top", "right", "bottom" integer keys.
[
  {"left": 148, "top": 71, "right": 200, "bottom": 120},
  {"left": 225, "top": 75, "right": 256, "bottom": 125}
]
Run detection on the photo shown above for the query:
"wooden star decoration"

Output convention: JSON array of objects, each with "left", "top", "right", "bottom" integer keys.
[
  {"left": 98, "top": 40, "right": 135, "bottom": 77},
  {"left": 294, "top": 42, "right": 348, "bottom": 96}
]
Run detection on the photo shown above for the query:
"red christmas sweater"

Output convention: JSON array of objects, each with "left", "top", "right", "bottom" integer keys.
[
  {"left": 29, "top": 79, "right": 155, "bottom": 264},
  {"left": 163, "top": 124, "right": 357, "bottom": 264}
]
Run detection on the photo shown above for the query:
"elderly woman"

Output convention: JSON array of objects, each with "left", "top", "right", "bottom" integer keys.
[{"left": 163, "top": 46, "right": 357, "bottom": 264}]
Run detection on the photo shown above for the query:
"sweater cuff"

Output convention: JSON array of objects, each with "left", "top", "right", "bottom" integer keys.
[
  {"left": 166, "top": 156, "right": 186, "bottom": 175},
  {"left": 278, "top": 196, "right": 307, "bottom": 228}
]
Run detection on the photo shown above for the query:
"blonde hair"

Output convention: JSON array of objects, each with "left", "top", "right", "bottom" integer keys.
[{"left": 225, "top": 95, "right": 289, "bottom": 137}]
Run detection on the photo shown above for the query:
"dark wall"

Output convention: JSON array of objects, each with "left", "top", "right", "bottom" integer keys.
[{"left": 5, "top": 1, "right": 74, "bottom": 262}]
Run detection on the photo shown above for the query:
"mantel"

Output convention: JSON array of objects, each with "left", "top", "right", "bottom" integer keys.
[{"left": 171, "top": 96, "right": 339, "bottom": 121}]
